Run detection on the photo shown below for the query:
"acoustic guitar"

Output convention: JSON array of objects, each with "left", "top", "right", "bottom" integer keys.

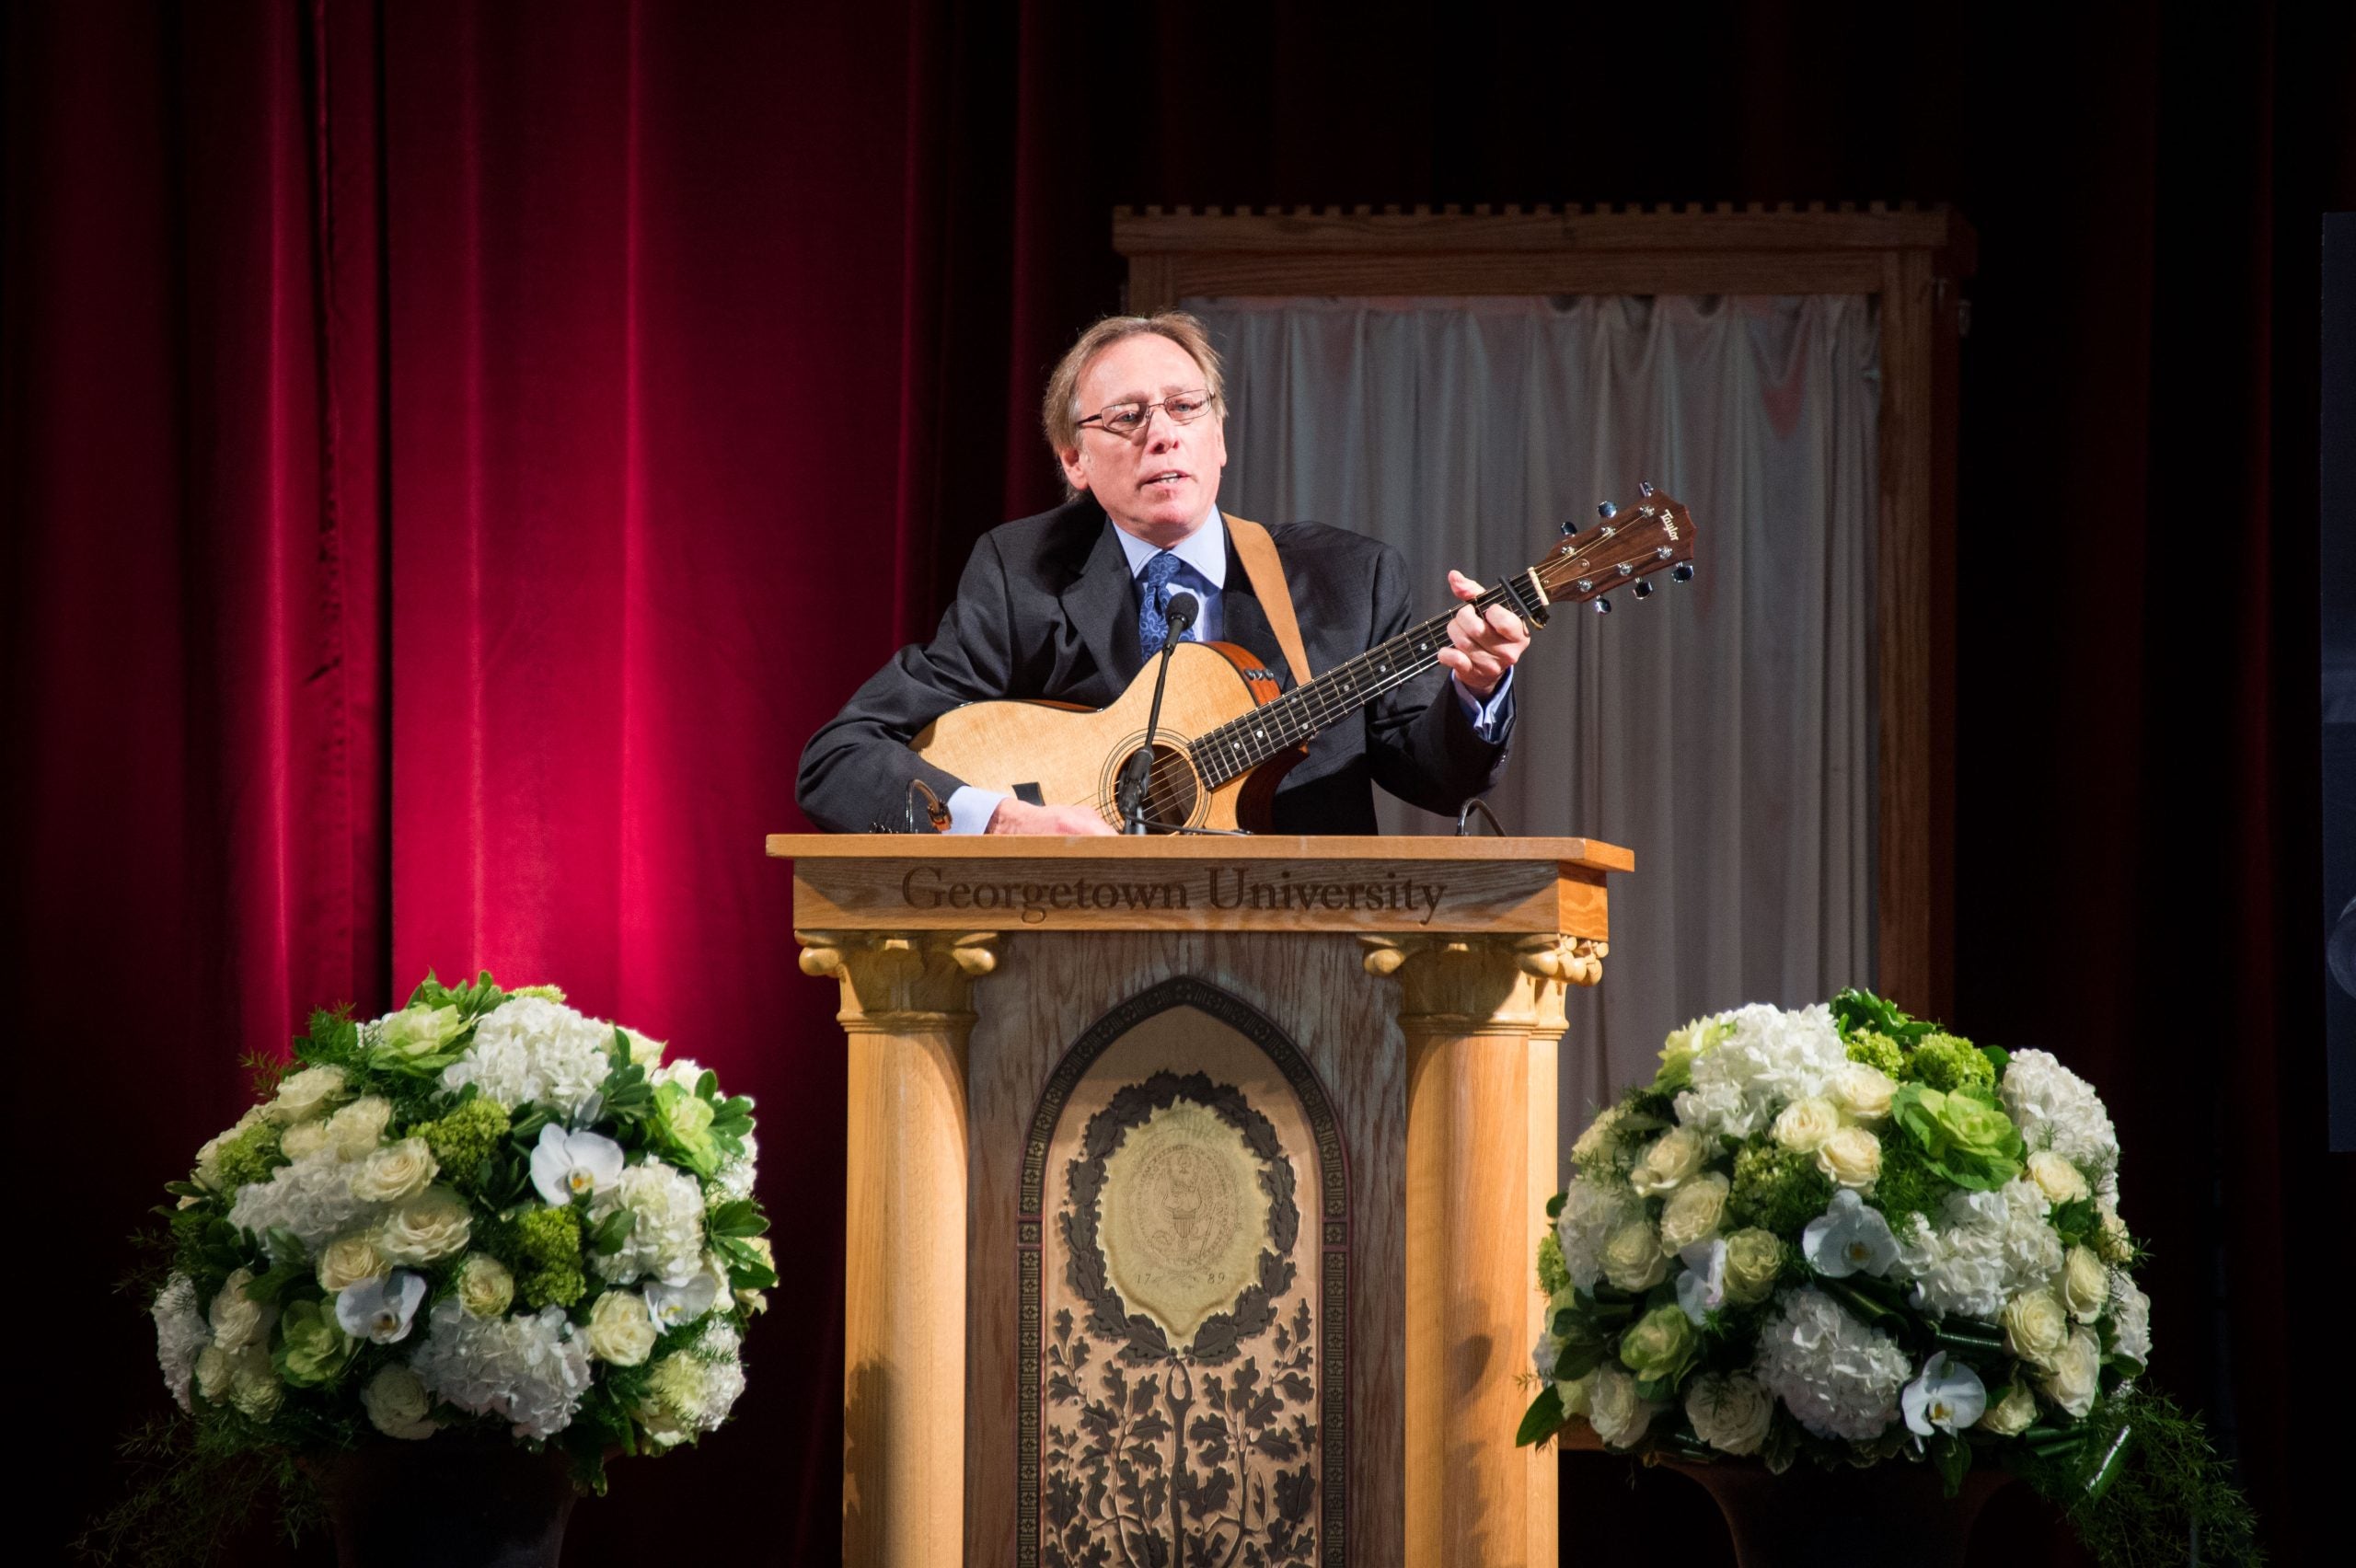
[{"left": 911, "top": 487, "right": 1698, "bottom": 831}]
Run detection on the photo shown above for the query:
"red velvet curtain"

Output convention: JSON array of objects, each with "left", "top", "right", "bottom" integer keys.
[{"left": 8, "top": 2, "right": 2349, "bottom": 1563}]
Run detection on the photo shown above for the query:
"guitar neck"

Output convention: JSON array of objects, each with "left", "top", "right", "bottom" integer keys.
[{"left": 1192, "top": 579, "right": 1537, "bottom": 790}]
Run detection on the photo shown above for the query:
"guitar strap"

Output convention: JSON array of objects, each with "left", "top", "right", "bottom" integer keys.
[{"left": 1223, "top": 514, "right": 1314, "bottom": 688}]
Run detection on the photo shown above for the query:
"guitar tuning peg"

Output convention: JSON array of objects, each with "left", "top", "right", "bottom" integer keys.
[
  {"left": 1669, "top": 561, "right": 1695, "bottom": 583},
  {"left": 1559, "top": 519, "right": 1580, "bottom": 536},
  {"left": 1637, "top": 480, "right": 1656, "bottom": 498},
  {"left": 1633, "top": 579, "right": 1655, "bottom": 600},
  {"left": 1596, "top": 501, "right": 1618, "bottom": 519},
  {"left": 1594, "top": 596, "right": 1612, "bottom": 614}
]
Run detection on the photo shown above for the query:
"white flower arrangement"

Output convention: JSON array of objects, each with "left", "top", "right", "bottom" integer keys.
[
  {"left": 1523, "top": 989, "right": 2164, "bottom": 1510},
  {"left": 145, "top": 972, "right": 772, "bottom": 1490}
]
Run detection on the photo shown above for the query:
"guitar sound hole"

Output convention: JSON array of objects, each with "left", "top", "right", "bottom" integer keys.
[{"left": 1122, "top": 743, "right": 1199, "bottom": 829}]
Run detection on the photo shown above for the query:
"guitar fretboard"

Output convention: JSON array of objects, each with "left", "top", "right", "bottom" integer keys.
[{"left": 1190, "top": 580, "right": 1531, "bottom": 788}]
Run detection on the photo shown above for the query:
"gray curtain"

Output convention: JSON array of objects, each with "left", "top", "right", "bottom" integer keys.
[{"left": 1187, "top": 294, "right": 1880, "bottom": 1135}]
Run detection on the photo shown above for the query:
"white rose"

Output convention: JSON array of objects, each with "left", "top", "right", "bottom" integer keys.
[
  {"left": 2038, "top": 1327, "right": 2102, "bottom": 1418},
  {"left": 1722, "top": 1228, "right": 1785, "bottom": 1305},
  {"left": 621, "top": 1028, "right": 666, "bottom": 1066},
  {"left": 1657, "top": 1173, "right": 1730, "bottom": 1254},
  {"left": 228, "top": 1347, "right": 283, "bottom": 1419},
  {"left": 1978, "top": 1381, "right": 2039, "bottom": 1435},
  {"left": 1684, "top": 1371, "right": 1774, "bottom": 1456},
  {"left": 351, "top": 1137, "right": 439, "bottom": 1204},
  {"left": 2061, "top": 1246, "right": 2108, "bottom": 1320},
  {"left": 2001, "top": 1288, "right": 2071, "bottom": 1370},
  {"left": 193, "top": 1344, "right": 233, "bottom": 1402},
  {"left": 584, "top": 1290, "right": 659, "bottom": 1366},
  {"left": 2095, "top": 1197, "right": 2133, "bottom": 1263},
  {"left": 280, "top": 1122, "right": 330, "bottom": 1159},
  {"left": 1830, "top": 1063, "right": 1897, "bottom": 1123},
  {"left": 326, "top": 1096, "right": 396, "bottom": 1160},
  {"left": 1773, "top": 1097, "right": 1842, "bottom": 1153},
  {"left": 1602, "top": 1218, "right": 1669, "bottom": 1292},
  {"left": 266, "top": 1065, "right": 348, "bottom": 1124},
  {"left": 1586, "top": 1363, "right": 1658, "bottom": 1448},
  {"left": 208, "top": 1269, "right": 269, "bottom": 1352},
  {"left": 362, "top": 1364, "right": 439, "bottom": 1439},
  {"left": 1556, "top": 1369, "right": 1597, "bottom": 1417},
  {"left": 316, "top": 1233, "right": 389, "bottom": 1293},
  {"left": 456, "top": 1254, "right": 515, "bottom": 1319},
  {"left": 377, "top": 1186, "right": 472, "bottom": 1265},
  {"left": 1814, "top": 1126, "right": 1883, "bottom": 1191},
  {"left": 2025, "top": 1150, "right": 2090, "bottom": 1205},
  {"left": 1628, "top": 1126, "right": 1709, "bottom": 1196}
]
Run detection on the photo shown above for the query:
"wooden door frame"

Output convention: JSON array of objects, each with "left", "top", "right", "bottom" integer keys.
[{"left": 1115, "top": 202, "right": 1975, "bottom": 1018}]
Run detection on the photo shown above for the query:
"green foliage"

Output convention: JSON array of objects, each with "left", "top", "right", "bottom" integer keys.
[
  {"left": 1536, "top": 1232, "right": 1571, "bottom": 1297},
  {"left": 1515, "top": 1384, "right": 1565, "bottom": 1447},
  {"left": 2011, "top": 1387, "right": 2267, "bottom": 1567},
  {"left": 72, "top": 1412, "right": 322, "bottom": 1565},
  {"left": 208, "top": 1120, "right": 283, "bottom": 1193},
  {"left": 414, "top": 1097, "right": 510, "bottom": 1189},
  {"left": 1727, "top": 1141, "right": 1833, "bottom": 1235},
  {"left": 500, "top": 1205, "right": 588, "bottom": 1310},
  {"left": 1890, "top": 1083, "right": 2025, "bottom": 1191},
  {"left": 1868, "top": 1138, "right": 1946, "bottom": 1226},
  {"left": 1901, "top": 1031, "right": 1997, "bottom": 1092},
  {"left": 1831, "top": 987, "right": 1937, "bottom": 1047},
  {"left": 1842, "top": 1028, "right": 1906, "bottom": 1077}
]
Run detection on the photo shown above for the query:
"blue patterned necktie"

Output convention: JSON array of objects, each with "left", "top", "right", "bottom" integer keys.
[{"left": 1136, "top": 549, "right": 1184, "bottom": 653}]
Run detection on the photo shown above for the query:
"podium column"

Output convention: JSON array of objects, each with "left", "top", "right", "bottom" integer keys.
[
  {"left": 1368, "top": 932, "right": 1604, "bottom": 1568},
  {"left": 800, "top": 930, "right": 1001, "bottom": 1568}
]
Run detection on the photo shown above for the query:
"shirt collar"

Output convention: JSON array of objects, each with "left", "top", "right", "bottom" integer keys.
[{"left": 1110, "top": 505, "right": 1227, "bottom": 589}]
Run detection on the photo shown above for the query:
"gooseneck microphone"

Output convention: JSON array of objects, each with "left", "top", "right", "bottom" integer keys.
[{"left": 1121, "top": 589, "right": 1199, "bottom": 834}]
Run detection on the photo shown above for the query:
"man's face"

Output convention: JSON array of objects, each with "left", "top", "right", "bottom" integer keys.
[{"left": 1057, "top": 332, "right": 1226, "bottom": 542}]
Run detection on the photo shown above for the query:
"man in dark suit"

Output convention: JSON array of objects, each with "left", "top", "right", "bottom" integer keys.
[{"left": 796, "top": 313, "right": 1530, "bottom": 835}]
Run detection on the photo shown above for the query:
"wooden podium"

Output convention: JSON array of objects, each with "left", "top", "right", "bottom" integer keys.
[{"left": 768, "top": 834, "right": 1632, "bottom": 1568}]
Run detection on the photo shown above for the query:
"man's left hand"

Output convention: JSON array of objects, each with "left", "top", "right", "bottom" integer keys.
[{"left": 1437, "top": 570, "right": 1530, "bottom": 699}]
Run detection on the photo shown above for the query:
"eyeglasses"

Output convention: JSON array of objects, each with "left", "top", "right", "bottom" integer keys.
[{"left": 1077, "top": 390, "right": 1217, "bottom": 439}]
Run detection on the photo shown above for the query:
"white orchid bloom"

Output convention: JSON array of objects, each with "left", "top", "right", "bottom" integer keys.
[
  {"left": 1901, "top": 1351, "right": 1987, "bottom": 1436},
  {"left": 1802, "top": 1188, "right": 1900, "bottom": 1278},
  {"left": 643, "top": 1264, "right": 723, "bottom": 1332},
  {"left": 1676, "top": 1238, "right": 1728, "bottom": 1324},
  {"left": 530, "top": 1123, "right": 627, "bottom": 1207},
  {"left": 335, "top": 1271, "right": 428, "bottom": 1344}
]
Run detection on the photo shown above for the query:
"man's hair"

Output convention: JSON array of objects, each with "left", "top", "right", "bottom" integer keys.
[{"left": 1040, "top": 311, "right": 1227, "bottom": 462}]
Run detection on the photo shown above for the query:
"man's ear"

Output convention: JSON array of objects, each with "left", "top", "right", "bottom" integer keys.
[{"left": 1057, "top": 445, "right": 1090, "bottom": 494}]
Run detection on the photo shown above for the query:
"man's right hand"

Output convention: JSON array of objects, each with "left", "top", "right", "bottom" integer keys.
[{"left": 986, "top": 798, "right": 1118, "bottom": 836}]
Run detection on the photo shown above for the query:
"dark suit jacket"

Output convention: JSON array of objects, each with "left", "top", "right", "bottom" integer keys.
[{"left": 794, "top": 498, "right": 1513, "bottom": 834}]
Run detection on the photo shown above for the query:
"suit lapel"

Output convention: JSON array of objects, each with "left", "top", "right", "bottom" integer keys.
[{"left": 1057, "top": 513, "right": 1143, "bottom": 688}]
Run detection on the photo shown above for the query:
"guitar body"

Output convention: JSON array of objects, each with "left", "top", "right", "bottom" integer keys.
[{"left": 910, "top": 641, "right": 1302, "bottom": 831}]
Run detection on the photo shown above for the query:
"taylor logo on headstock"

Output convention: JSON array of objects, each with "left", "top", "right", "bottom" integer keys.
[{"left": 910, "top": 485, "right": 1700, "bottom": 831}]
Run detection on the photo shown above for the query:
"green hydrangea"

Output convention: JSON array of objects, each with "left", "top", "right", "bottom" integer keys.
[
  {"left": 416, "top": 1098, "right": 511, "bottom": 1186},
  {"left": 508, "top": 1204, "right": 587, "bottom": 1309},
  {"left": 1727, "top": 1142, "right": 1833, "bottom": 1235},
  {"left": 1537, "top": 1231, "right": 1571, "bottom": 1297},
  {"left": 1844, "top": 1029, "right": 1906, "bottom": 1078},
  {"left": 1870, "top": 1139, "right": 1946, "bottom": 1225},
  {"left": 1901, "top": 1031, "right": 1995, "bottom": 1092},
  {"left": 211, "top": 1119, "right": 283, "bottom": 1192}
]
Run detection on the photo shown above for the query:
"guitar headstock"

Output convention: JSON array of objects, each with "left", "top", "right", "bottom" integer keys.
[{"left": 1529, "top": 483, "right": 1697, "bottom": 613}]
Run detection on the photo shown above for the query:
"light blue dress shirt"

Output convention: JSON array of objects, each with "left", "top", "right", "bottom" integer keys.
[{"left": 946, "top": 508, "right": 1513, "bottom": 832}]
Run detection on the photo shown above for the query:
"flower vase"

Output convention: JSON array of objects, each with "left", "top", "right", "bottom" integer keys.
[
  {"left": 1663, "top": 1458, "right": 2010, "bottom": 1568},
  {"left": 310, "top": 1439, "right": 580, "bottom": 1568}
]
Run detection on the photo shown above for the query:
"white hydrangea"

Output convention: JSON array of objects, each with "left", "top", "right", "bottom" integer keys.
[
  {"left": 2108, "top": 1270, "right": 2153, "bottom": 1366},
  {"left": 711, "top": 1131, "right": 759, "bottom": 1205},
  {"left": 227, "top": 1145, "right": 387, "bottom": 1252},
  {"left": 152, "top": 1274, "right": 210, "bottom": 1412},
  {"left": 1553, "top": 1176, "right": 1636, "bottom": 1293},
  {"left": 1999, "top": 1050, "right": 2119, "bottom": 1176},
  {"left": 590, "top": 1159, "right": 708, "bottom": 1286},
  {"left": 1893, "top": 1178, "right": 2064, "bottom": 1319},
  {"left": 1752, "top": 1286, "right": 1911, "bottom": 1440},
  {"left": 639, "top": 1318, "right": 747, "bottom": 1447},
  {"left": 1672, "top": 1003, "right": 1849, "bottom": 1140},
  {"left": 441, "top": 996, "right": 614, "bottom": 1118},
  {"left": 410, "top": 1299, "right": 593, "bottom": 1440}
]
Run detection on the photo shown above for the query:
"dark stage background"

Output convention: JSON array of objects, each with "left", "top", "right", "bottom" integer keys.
[{"left": 6, "top": 3, "right": 2350, "bottom": 1562}]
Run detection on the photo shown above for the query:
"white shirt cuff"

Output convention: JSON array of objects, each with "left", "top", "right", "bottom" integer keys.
[{"left": 945, "top": 785, "right": 1005, "bottom": 835}]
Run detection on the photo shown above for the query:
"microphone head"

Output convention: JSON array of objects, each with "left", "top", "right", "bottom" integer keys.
[{"left": 1163, "top": 590, "right": 1201, "bottom": 636}]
